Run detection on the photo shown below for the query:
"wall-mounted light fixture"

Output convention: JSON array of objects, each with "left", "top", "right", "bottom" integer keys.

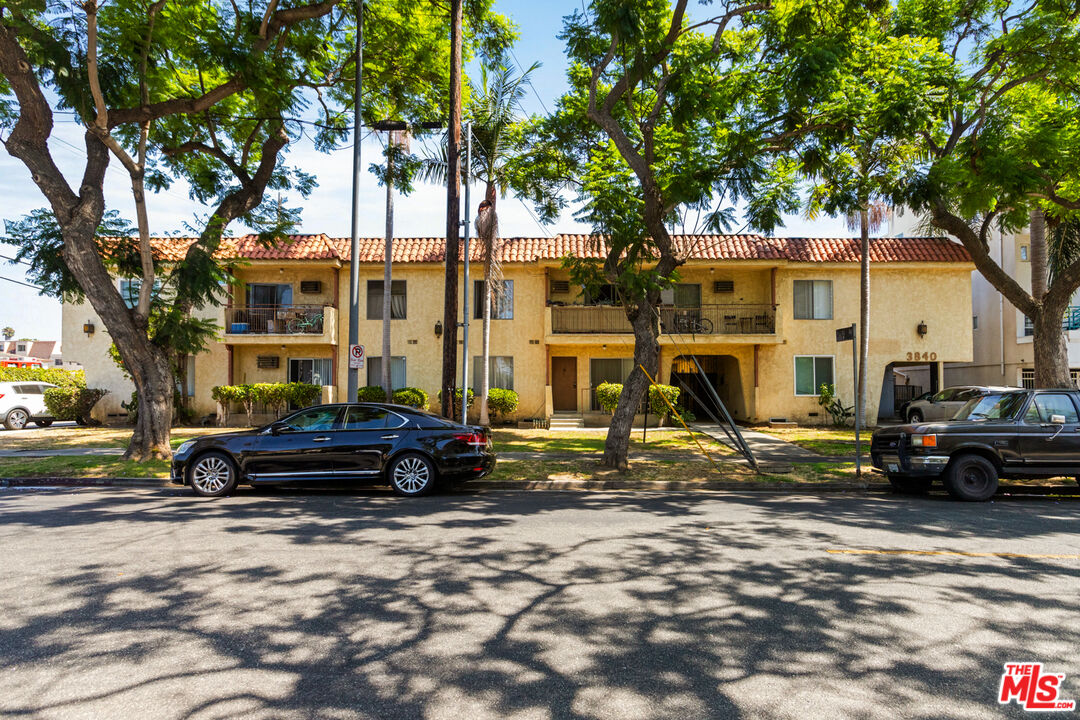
[
  {"left": 83, "top": 322, "right": 94, "bottom": 337},
  {"left": 917, "top": 321, "right": 928, "bottom": 337},
  {"left": 434, "top": 320, "right": 443, "bottom": 339}
]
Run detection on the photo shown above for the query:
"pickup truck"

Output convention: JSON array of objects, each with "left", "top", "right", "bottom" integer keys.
[{"left": 871, "top": 388, "right": 1080, "bottom": 501}]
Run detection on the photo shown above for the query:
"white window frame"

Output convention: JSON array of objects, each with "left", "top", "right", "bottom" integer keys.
[
  {"left": 792, "top": 279, "right": 833, "bottom": 320},
  {"left": 793, "top": 355, "right": 835, "bottom": 397}
]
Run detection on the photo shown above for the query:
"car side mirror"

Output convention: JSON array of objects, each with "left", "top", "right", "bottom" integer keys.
[
  {"left": 269, "top": 421, "right": 289, "bottom": 436},
  {"left": 1049, "top": 414, "right": 1067, "bottom": 425}
]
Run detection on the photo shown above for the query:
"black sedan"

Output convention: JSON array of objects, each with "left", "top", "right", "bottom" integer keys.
[{"left": 171, "top": 403, "right": 495, "bottom": 498}]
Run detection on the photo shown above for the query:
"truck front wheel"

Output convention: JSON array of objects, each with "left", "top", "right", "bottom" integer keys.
[{"left": 944, "top": 455, "right": 998, "bottom": 502}]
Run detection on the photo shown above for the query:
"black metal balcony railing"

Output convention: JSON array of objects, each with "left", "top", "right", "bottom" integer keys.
[
  {"left": 226, "top": 305, "right": 327, "bottom": 335},
  {"left": 550, "top": 304, "right": 777, "bottom": 335}
]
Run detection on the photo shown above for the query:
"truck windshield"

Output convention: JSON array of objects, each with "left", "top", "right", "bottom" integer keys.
[{"left": 954, "top": 393, "right": 1027, "bottom": 421}]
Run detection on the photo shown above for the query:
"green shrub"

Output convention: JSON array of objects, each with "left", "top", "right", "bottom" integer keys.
[
  {"left": 287, "top": 382, "right": 322, "bottom": 408},
  {"left": 357, "top": 385, "right": 387, "bottom": 402},
  {"left": 486, "top": 388, "right": 519, "bottom": 419},
  {"left": 391, "top": 386, "right": 428, "bottom": 409},
  {"left": 122, "top": 391, "right": 139, "bottom": 425},
  {"left": 43, "top": 387, "right": 107, "bottom": 422},
  {"left": 818, "top": 383, "right": 854, "bottom": 426},
  {"left": 648, "top": 384, "right": 681, "bottom": 419},
  {"left": 252, "top": 383, "right": 289, "bottom": 417},
  {"left": 437, "top": 387, "right": 475, "bottom": 407},
  {"left": 595, "top": 382, "right": 622, "bottom": 414},
  {"left": 0, "top": 367, "right": 84, "bottom": 387}
]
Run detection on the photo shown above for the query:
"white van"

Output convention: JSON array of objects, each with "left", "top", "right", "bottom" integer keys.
[{"left": 0, "top": 382, "right": 57, "bottom": 430}]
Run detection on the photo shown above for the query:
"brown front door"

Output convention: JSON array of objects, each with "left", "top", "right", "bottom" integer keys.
[{"left": 551, "top": 357, "right": 577, "bottom": 411}]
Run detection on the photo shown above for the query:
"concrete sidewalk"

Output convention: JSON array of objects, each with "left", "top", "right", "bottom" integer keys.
[
  {"left": 692, "top": 424, "right": 867, "bottom": 464},
  {"left": 0, "top": 448, "right": 124, "bottom": 458}
]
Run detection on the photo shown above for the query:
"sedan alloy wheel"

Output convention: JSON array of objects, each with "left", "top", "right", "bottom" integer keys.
[
  {"left": 4, "top": 408, "right": 29, "bottom": 430},
  {"left": 190, "top": 452, "right": 238, "bottom": 497},
  {"left": 390, "top": 454, "right": 435, "bottom": 496}
]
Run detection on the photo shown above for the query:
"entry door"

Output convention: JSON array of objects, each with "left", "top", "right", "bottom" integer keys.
[
  {"left": 551, "top": 357, "right": 577, "bottom": 412},
  {"left": 1017, "top": 393, "right": 1080, "bottom": 468}
]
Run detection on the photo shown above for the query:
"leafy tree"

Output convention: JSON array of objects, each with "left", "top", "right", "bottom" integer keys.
[
  {"left": 1, "top": 327, "right": 12, "bottom": 341},
  {"left": 899, "top": 0, "right": 1080, "bottom": 388},
  {"left": 517, "top": 0, "right": 833, "bottom": 469},
  {"left": 800, "top": 26, "right": 949, "bottom": 427},
  {"left": 0, "top": 0, "right": 512, "bottom": 459}
]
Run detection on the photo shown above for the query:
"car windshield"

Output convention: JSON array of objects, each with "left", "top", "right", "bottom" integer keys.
[{"left": 953, "top": 393, "right": 1027, "bottom": 421}]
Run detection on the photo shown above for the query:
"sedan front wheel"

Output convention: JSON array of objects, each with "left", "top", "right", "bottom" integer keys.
[
  {"left": 189, "top": 452, "right": 238, "bottom": 498},
  {"left": 388, "top": 453, "right": 436, "bottom": 497}
]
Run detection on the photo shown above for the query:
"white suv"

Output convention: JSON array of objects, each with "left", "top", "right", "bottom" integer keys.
[{"left": 0, "top": 382, "right": 57, "bottom": 430}]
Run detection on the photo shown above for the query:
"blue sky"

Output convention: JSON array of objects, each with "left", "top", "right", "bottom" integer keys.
[{"left": 0, "top": 0, "right": 851, "bottom": 342}]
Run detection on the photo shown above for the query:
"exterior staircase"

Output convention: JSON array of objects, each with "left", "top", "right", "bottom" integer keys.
[{"left": 548, "top": 412, "right": 585, "bottom": 430}]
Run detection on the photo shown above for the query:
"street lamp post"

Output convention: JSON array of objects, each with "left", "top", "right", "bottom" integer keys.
[{"left": 347, "top": 0, "right": 364, "bottom": 402}]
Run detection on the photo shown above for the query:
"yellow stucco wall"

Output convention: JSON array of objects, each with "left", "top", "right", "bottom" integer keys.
[{"left": 63, "top": 256, "right": 972, "bottom": 427}]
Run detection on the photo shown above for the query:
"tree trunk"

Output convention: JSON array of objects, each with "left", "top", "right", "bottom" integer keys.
[
  {"left": 602, "top": 303, "right": 660, "bottom": 470},
  {"left": 382, "top": 144, "right": 394, "bottom": 400},
  {"left": 441, "top": 0, "right": 463, "bottom": 418},
  {"left": 125, "top": 348, "right": 174, "bottom": 461},
  {"left": 1030, "top": 208, "right": 1048, "bottom": 302},
  {"left": 858, "top": 208, "right": 869, "bottom": 429},
  {"left": 1034, "top": 295, "right": 1073, "bottom": 388}
]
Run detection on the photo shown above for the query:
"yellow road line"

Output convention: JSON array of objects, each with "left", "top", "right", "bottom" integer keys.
[{"left": 827, "top": 549, "right": 1080, "bottom": 560}]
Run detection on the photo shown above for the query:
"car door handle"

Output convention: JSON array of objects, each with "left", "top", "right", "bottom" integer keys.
[
  {"left": 380, "top": 434, "right": 399, "bottom": 440},
  {"left": 313, "top": 436, "right": 331, "bottom": 442}
]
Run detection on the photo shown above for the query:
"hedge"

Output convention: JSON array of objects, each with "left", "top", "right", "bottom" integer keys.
[
  {"left": 391, "top": 387, "right": 429, "bottom": 409},
  {"left": 357, "top": 385, "right": 387, "bottom": 402},
  {"left": 486, "top": 388, "right": 519, "bottom": 419},
  {"left": 43, "top": 387, "right": 108, "bottom": 422},
  {"left": 0, "top": 367, "right": 84, "bottom": 388},
  {"left": 437, "top": 387, "right": 475, "bottom": 407},
  {"left": 595, "top": 382, "right": 622, "bottom": 414},
  {"left": 210, "top": 382, "right": 323, "bottom": 424},
  {"left": 648, "top": 384, "right": 680, "bottom": 419}
]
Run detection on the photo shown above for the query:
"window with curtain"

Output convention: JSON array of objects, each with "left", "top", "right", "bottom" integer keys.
[
  {"left": 246, "top": 283, "right": 293, "bottom": 307},
  {"left": 590, "top": 358, "right": 635, "bottom": 410},
  {"left": 473, "top": 356, "right": 514, "bottom": 390},
  {"left": 674, "top": 283, "right": 701, "bottom": 307},
  {"left": 289, "top": 358, "right": 333, "bottom": 386},
  {"left": 473, "top": 280, "right": 513, "bottom": 319},
  {"left": 794, "top": 356, "right": 834, "bottom": 396},
  {"left": 793, "top": 280, "right": 832, "bottom": 319},
  {"left": 367, "top": 356, "right": 406, "bottom": 389},
  {"left": 366, "top": 280, "right": 407, "bottom": 319}
]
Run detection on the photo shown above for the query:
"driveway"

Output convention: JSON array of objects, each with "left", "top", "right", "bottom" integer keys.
[{"left": 0, "top": 488, "right": 1076, "bottom": 719}]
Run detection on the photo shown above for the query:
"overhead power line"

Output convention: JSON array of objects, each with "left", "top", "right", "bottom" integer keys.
[{"left": 0, "top": 275, "right": 41, "bottom": 290}]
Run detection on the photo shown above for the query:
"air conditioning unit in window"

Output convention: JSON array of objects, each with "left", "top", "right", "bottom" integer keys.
[
  {"left": 551, "top": 280, "right": 570, "bottom": 294},
  {"left": 714, "top": 280, "right": 734, "bottom": 293},
  {"left": 300, "top": 280, "right": 322, "bottom": 294},
  {"left": 257, "top": 356, "right": 280, "bottom": 369}
]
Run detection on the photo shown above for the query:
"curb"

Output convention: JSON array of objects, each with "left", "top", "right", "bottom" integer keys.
[{"left": 0, "top": 477, "right": 171, "bottom": 488}]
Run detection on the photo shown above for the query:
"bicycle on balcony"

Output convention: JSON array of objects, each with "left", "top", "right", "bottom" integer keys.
[
  {"left": 665, "top": 313, "right": 714, "bottom": 335},
  {"left": 286, "top": 312, "right": 324, "bottom": 334}
]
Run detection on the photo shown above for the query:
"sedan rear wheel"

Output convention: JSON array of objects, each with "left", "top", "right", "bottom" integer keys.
[
  {"left": 944, "top": 455, "right": 998, "bottom": 502},
  {"left": 189, "top": 452, "right": 238, "bottom": 498},
  {"left": 389, "top": 453, "right": 435, "bottom": 497},
  {"left": 4, "top": 408, "right": 29, "bottom": 430},
  {"left": 907, "top": 409, "right": 923, "bottom": 424}
]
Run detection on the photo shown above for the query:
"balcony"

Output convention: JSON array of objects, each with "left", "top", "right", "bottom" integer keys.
[
  {"left": 223, "top": 305, "right": 337, "bottom": 345},
  {"left": 548, "top": 304, "right": 779, "bottom": 340}
]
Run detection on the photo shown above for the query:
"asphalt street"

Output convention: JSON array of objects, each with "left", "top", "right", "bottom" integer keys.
[{"left": 0, "top": 486, "right": 1077, "bottom": 719}]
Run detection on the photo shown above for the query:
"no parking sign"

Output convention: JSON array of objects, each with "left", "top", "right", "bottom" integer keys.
[{"left": 349, "top": 344, "right": 365, "bottom": 369}]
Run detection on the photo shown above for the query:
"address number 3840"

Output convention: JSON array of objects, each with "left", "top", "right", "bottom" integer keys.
[{"left": 906, "top": 351, "right": 938, "bottom": 361}]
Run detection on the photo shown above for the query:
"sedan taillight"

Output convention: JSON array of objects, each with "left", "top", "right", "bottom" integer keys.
[{"left": 454, "top": 432, "right": 486, "bottom": 448}]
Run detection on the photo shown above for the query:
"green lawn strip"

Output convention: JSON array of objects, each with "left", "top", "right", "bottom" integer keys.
[
  {"left": 3, "top": 426, "right": 243, "bottom": 451},
  {"left": 490, "top": 429, "right": 734, "bottom": 456},
  {"left": 0, "top": 455, "right": 170, "bottom": 478}
]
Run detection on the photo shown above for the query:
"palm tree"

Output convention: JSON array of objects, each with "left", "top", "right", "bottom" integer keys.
[
  {"left": 846, "top": 200, "right": 890, "bottom": 430},
  {"left": 2, "top": 327, "right": 12, "bottom": 341},
  {"left": 421, "top": 63, "right": 538, "bottom": 425}
]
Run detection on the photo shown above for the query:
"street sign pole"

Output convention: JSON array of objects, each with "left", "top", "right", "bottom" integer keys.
[
  {"left": 346, "top": 0, "right": 364, "bottom": 403},
  {"left": 852, "top": 322, "right": 861, "bottom": 478},
  {"left": 836, "top": 323, "right": 861, "bottom": 478}
]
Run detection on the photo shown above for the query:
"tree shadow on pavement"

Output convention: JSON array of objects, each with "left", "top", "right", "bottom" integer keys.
[{"left": 0, "top": 488, "right": 1076, "bottom": 719}]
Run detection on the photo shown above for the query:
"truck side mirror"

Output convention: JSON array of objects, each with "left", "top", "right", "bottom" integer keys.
[{"left": 1049, "top": 414, "right": 1067, "bottom": 425}]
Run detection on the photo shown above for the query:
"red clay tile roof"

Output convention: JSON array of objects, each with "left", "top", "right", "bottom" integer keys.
[{"left": 124, "top": 233, "right": 970, "bottom": 264}]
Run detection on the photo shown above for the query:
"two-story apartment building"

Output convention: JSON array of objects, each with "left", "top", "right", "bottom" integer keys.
[
  {"left": 890, "top": 215, "right": 1080, "bottom": 389},
  {"left": 63, "top": 232, "right": 974, "bottom": 426}
]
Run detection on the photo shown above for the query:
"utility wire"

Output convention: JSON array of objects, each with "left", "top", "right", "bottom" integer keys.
[{"left": 0, "top": 275, "right": 41, "bottom": 290}]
